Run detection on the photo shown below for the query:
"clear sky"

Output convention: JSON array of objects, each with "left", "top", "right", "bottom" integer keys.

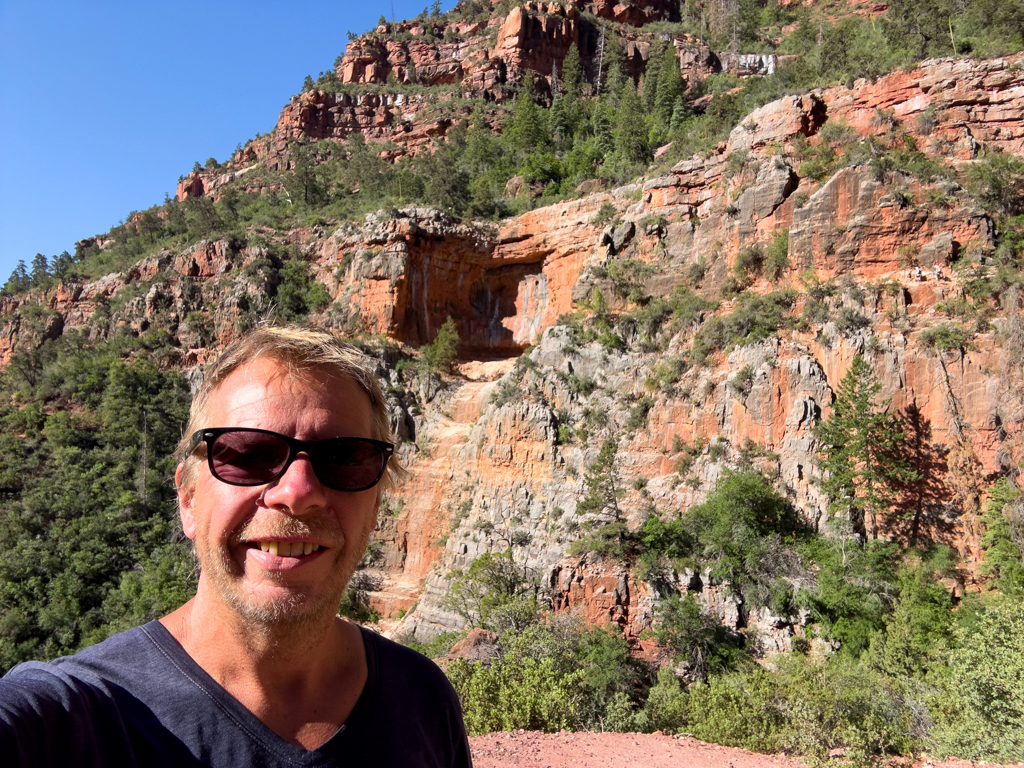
[{"left": 0, "top": 1, "right": 452, "bottom": 281}]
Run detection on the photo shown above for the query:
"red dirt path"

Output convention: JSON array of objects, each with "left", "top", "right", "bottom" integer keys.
[{"left": 468, "top": 731, "right": 1022, "bottom": 768}]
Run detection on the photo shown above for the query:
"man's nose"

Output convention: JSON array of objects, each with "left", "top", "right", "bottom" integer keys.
[{"left": 260, "top": 452, "right": 327, "bottom": 513}]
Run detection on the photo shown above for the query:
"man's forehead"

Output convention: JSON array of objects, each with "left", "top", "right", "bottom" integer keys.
[{"left": 206, "top": 359, "right": 370, "bottom": 417}]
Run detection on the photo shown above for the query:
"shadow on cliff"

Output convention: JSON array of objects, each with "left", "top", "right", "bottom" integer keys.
[{"left": 884, "top": 404, "right": 959, "bottom": 547}]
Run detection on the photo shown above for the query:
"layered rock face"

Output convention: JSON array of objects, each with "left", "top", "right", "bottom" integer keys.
[
  {"left": 6, "top": 53, "right": 1024, "bottom": 652},
  {"left": 172, "top": 0, "right": 764, "bottom": 196}
]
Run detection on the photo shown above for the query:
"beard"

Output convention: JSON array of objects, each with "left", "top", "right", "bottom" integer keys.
[{"left": 194, "top": 511, "right": 371, "bottom": 639}]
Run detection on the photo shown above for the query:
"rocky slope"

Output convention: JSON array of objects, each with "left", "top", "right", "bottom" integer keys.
[{"left": 4, "top": 14, "right": 1024, "bottom": 655}]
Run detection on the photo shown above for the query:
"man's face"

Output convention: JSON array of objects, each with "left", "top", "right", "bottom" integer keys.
[{"left": 177, "top": 358, "right": 381, "bottom": 628}]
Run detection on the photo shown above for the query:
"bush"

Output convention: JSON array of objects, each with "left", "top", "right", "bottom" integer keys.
[
  {"left": 625, "top": 395, "right": 654, "bottom": 431},
  {"left": 446, "top": 617, "right": 649, "bottom": 735},
  {"left": 640, "top": 471, "right": 805, "bottom": 608},
  {"left": 447, "top": 652, "right": 585, "bottom": 735},
  {"left": 733, "top": 244, "right": 764, "bottom": 281},
  {"left": 920, "top": 322, "right": 972, "bottom": 353},
  {"left": 685, "top": 655, "right": 918, "bottom": 764},
  {"left": 929, "top": 602, "right": 1024, "bottom": 762},
  {"left": 764, "top": 230, "right": 789, "bottom": 282},
  {"left": 835, "top": 306, "right": 871, "bottom": 335},
  {"left": 728, "top": 364, "right": 755, "bottom": 396},
  {"left": 422, "top": 316, "right": 460, "bottom": 372}
]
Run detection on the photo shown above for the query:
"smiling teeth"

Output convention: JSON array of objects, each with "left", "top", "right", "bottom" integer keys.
[{"left": 258, "top": 541, "right": 320, "bottom": 557}]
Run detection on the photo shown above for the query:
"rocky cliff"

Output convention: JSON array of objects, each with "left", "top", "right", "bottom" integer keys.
[{"left": 6, "top": 18, "right": 1024, "bottom": 654}]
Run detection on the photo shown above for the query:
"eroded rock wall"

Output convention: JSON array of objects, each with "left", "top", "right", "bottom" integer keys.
[{"left": 7, "top": 53, "right": 1024, "bottom": 651}]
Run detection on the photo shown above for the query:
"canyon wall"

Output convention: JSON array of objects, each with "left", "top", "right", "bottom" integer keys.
[{"left": 6, "top": 52, "right": 1024, "bottom": 650}]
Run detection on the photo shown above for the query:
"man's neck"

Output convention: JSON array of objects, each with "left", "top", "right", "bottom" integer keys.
[{"left": 160, "top": 586, "right": 368, "bottom": 750}]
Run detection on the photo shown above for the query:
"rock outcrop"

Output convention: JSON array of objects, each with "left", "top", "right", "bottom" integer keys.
[{"left": 6, "top": 50, "right": 1024, "bottom": 656}]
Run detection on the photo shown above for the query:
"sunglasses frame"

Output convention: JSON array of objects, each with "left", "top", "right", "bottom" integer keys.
[{"left": 188, "top": 427, "right": 394, "bottom": 492}]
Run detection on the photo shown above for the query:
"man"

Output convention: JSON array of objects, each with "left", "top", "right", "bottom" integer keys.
[{"left": 0, "top": 326, "right": 472, "bottom": 766}]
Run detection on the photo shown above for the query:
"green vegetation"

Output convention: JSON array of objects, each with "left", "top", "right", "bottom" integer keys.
[
  {"left": 691, "top": 290, "right": 796, "bottom": 363},
  {"left": 446, "top": 454, "right": 1024, "bottom": 762},
  {"left": 0, "top": 331, "right": 195, "bottom": 669},
  {"left": 814, "top": 356, "right": 918, "bottom": 542},
  {"left": 4, "top": 2, "right": 1024, "bottom": 764},
  {"left": 421, "top": 316, "right": 461, "bottom": 373}
]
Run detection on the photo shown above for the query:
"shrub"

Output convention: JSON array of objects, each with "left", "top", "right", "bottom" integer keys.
[
  {"left": 920, "top": 322, "right": 972, "bottom": 353},
  {"left": 728, "top": 364, "right": 755, "bottom": 397},
  {"left": 447, "top": 652, "right": 585, "bottom": 735},
  {"left": 835, "top": 306, "right": 871, "bottom": 335},
  {"left": 446, "top": 617, "right": 648, "bottom": 735},
  {"left": 685, "top": 655, "right": 918, "bottom": 763},
  {"left": 422, "top": 316, "right": 460, "bottom": 372},
  {"left": 591, "top": 201, "right": 617, "bottom": 226},
  {"left": 978, "top": 478, "right": 1024, "bottom": 595},
  {"left": 733, "top": 244, "right": 765, "bottom": 281},
  {"left": 929, "top": 602, "right": 1024, "bottom": 762},
  {"left": 643, "top": 667, "right": 688, "bottom": 733},
  {"left": 764, "top": 230, "right": 789, "bottom": 281},
  {"left": 625, "top": 395, "right": 655, "bottom": 431}
]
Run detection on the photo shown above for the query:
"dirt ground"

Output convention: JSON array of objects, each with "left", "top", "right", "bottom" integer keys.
[{"left": 468, "top": 731, "right": 1023, "bottom": 768}]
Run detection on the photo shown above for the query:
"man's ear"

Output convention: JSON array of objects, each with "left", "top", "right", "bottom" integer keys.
[{"left": 175, "top": 463, "right": 197, "bottom": 541}]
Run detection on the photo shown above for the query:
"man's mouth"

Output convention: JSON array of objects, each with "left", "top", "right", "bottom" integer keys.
[{"left": 254, "top": 541, "right": 323, "bottom": 557}]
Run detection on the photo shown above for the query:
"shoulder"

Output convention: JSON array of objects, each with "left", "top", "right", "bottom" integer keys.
[
  {"left": 2, "top": 624, "right": 153, "bottom": 695},
  {"left": 336, "top": 628, "right": 471, "bottom": 767},
  {"left": 360, "top": 628, "right": 460, "bottom": 702},
  {"left": 0, "top": 625, "right": 158, "bottom": 765}
]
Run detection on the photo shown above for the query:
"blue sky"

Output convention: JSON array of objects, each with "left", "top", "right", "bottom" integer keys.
[{"left": 0, "top": 1, "right": 452, "bottom": 281}]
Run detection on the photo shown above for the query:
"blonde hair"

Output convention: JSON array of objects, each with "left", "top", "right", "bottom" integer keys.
[{"left": 174, "top": 325, "right": 405, "bottom": 494}]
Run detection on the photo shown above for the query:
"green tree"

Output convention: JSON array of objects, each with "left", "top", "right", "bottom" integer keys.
[
  {"left": 292, "top": 144, "right": 327, "bottom": 207},
  {"left": 422, "top": 316, "right": 460, "bottom": 372},
  {"left": 979, "top": 478, "right": 1024, "bottom": 596},
  {"left": 30, "top": 253, "right": 50, "bottom": 288},
  {"left": 506, "top": 75, "right": 547, "bottom": 153},
  {"left": 445, "top": 548, "right": 539, "bottom": 633},
  {"left": 577, "top": 438, "right": 621, "bottom": 519},
  {"left": 965, "top": 149, "right": 1024, "bottom": 217},
  {"left": 883, "top": 0, "right": 956, "bottom": 60},
  {"left": 814, "top": 355, "right": 918, "bottom": 542},
  {"left": 642, "top": 41, "right": 665, "bottom": 113},
  {"left": 2, "top": 260, "right": 30, "bottom": 295},
  {"left": 0, "top": 335, "right": 195, "bottom": 669},
  {"left": 613, "top": 79, "right": 649, "bottom": 165},
  {"left": 562, "top": 42, "right": 584, "bottom": 100},
  {"left": 654, "top": 46, "right": 685, "bottom": 124},
  {"left": 655, "top": 593, "right": 739, "bottom": 680},
  {"left": 49, "top": 251, "right": 74, "bottom": 283}
]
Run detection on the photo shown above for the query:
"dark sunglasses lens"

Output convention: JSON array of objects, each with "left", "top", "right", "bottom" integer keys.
[
  {"left": 315, "top": 439, "right": 387, "bottom": 490},
  {"left": 210, "top": 431, "right": 291, "bottom": 485}
]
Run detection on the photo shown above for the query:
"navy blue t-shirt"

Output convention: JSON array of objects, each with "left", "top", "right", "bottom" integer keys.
[{"left": 0, "top": 621, "right": 472, "bottom": 767}]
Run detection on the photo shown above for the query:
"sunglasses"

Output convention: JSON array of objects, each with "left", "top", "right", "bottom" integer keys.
[{"left": 189, "top": 428, "right": 394, "bottom": 492}]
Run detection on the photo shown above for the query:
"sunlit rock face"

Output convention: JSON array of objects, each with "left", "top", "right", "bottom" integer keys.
[{"left": 6, "top": 45, "right": 1024, "bottom": 654}]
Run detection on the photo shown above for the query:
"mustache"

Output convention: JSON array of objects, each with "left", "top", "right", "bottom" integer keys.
[{"left": 232, "top": 513, "right": 345, "bottom": 545}]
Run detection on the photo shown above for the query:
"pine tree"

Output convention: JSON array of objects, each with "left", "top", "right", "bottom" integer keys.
[
  {"left": 562, "top": 42, "right": 584, "bottom": 100},
  {"left": 654, "top": 46, "right": 684, "bottom": 124},
  {"left": 2, "top": 260, "right": 30, "bottom": 295},
  {"left": 602, "top": 32, "right": 627, "bottom": 104},
  {"left": 814, "top": 355, "right": 919, "bottom": 542},
  {"left": 50, "top": 251, "right": 74, "bottom": 282},
  {"left": 30, "top": 253, "right": 50, "bottom": 287},
  {"left": 423, "top": 315, "right": 460, "bottom": 372},
  {"left": 614, "top": 79, "right": 649, "bottom": 164},
  {"left": 506, "top": 75, "right": 547, "bottom": 153},
  {"left": 577, "top": 438, "right": 622, "bottom": 519},
  {"left": 643, "top": 41, "right": 665, "bottom": 113},
  {"left": 670, "top": 96, "right": 689, "bottom": 130}
]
